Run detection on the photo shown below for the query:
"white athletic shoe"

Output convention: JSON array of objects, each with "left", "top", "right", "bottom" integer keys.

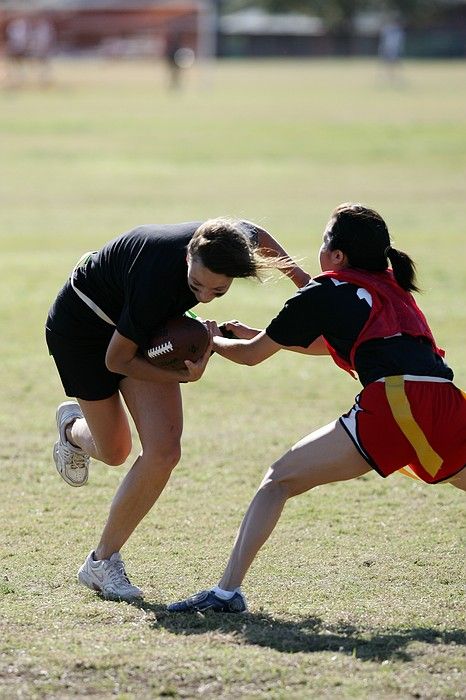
[
  {"left": 53, "top": 401, "right": 90, "bottom": 487},
  {"left": 77, "top": 551, "right": 144, "bottom": 601}
]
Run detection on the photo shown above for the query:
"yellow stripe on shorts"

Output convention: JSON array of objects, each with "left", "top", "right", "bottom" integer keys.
[{"left": 385, "top": 376, "right": 443, "bottom": 478}]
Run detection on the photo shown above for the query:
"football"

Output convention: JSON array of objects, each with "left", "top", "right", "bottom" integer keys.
[{"left": 144, "top": 315, "right": 210, "bottom": 371}]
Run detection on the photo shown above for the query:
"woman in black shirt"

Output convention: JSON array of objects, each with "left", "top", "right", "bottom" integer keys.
[{"left": 46, "top": 217, "right": 309, "bottom": 601}]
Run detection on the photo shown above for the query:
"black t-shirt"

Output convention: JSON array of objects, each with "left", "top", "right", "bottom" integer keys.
[
  {"left": 48, "top": 220, "right": 259, "bottom": 349},
  {"left": 266, "top": 275, "right": 453, "bottom": 386}
]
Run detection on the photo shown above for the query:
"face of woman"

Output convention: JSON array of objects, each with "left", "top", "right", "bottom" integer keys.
[
  {"left": 319, "top": 227, "right": 347, "bottom": 272},
  {"left": 187, "top": 256, "right": 233, "bottom": 303},
  {"left": 318, "top": 231, "right": 334, "bottom": 272}
]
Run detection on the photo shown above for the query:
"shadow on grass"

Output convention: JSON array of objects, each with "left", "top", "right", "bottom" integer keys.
[{"left": 131, "top": 601, "right": 465, "bottom": 661}]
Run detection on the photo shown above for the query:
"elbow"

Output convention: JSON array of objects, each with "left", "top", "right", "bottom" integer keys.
[
  {"left": 105, "top": 358, "right": 119, "bottom": 374},
  {"left": 105, "top": 352, "right": 124, "bottom": 375},
  {"left": 105, "top": 331, "right": 139, "bottom": 375}
]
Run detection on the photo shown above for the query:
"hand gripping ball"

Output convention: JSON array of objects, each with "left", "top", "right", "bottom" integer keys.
[{"left": 144, "top": 316, "right": 209, "bottom": 371}]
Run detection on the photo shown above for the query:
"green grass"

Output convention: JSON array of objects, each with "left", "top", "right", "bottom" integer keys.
[{"left": 0, "top": 58, "right": 465, "bottom": 698}]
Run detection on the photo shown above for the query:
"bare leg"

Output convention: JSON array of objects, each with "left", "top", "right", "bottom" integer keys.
[
  {"left": 94, "top": 377, "right": 183, "bottom": 560},
  {"left": 218, "top": 421, "right": 370, "bottom": 591},
  {"left": 70, "top": 393, "right": 132, "bottom": 465}
]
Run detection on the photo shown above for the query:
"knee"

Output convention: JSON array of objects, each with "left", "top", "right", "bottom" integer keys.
[
  {"left": 259, "top": 461, "right": 291, "bottom": 497},
  {"left": 259, "top": 456, "right": 300, "bottom": 500},
  {"left": 143, "top": 441, "right": 182, "bottom": 475},
  {"left": 99, "top": 440, "right": 132, "bottom": 467},
  {"left": 159, "top": 442, "right": 182, "bottom": 473},
  {"left": 257, "top": 475, "right": 291, "bottom": 506}
]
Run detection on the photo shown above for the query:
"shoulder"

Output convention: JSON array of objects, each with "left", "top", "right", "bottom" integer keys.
[
  {"left": 296, "top": 275, "right": 336, "bottom": 296},
  {"left": 313, "top": 273, "right": 363, "bottom": 296},
  {"left": 113, "top": 222, "right": 203, "bottom": 248},
  {"left": 297, "top": 275, "right": 369, "bottom": 312},
  {"left": 314, "top": 272, "right": 350, "bottom": 287},
  {"left": 127, "top": 222, "right": 202, "bottom": 239},
  {"left": 279, "top": 277, "right": 329, "bottom": 312}
]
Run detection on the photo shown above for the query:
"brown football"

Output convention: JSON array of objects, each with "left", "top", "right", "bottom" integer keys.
[{"left": 144, "top": 316, "right": 209, "bottom": 371}]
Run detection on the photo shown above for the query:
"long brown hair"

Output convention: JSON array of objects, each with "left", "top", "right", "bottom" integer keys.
[{"left": 188, "top": 218, "right": 291, "bottom": 280}]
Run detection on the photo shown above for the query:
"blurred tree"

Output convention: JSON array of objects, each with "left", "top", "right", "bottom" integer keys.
[
  {"left": 220, "top": 0, "right": 442, "bottom": 54},
  {"left": 221, "top": 0, "right": 441, "bottom": 23}
]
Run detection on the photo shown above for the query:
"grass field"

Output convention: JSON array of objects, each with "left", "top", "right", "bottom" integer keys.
[{"left": 0, "top": 58, "right": 465, "bottom": 698}]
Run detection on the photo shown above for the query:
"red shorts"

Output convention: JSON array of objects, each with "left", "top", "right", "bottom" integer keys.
[{"left": 340, "top": 376, "right": 466, "bottom": 484}]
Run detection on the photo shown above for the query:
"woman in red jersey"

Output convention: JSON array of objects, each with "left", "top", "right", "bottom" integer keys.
[{"left": 168, "top": 203, "right": 466, "bottom": 614}]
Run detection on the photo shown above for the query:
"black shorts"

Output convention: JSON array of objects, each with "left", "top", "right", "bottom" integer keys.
[
  {"left": 46, "top": 282, "right": 126, "bottom": 401},
  {"left": 46, "top": 327, "right": 126, "bottom": 401}
]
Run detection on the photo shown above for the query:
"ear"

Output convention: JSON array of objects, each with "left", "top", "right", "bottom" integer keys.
[{"left": 330, "top": 248, "right": 348, "bottom": 269}]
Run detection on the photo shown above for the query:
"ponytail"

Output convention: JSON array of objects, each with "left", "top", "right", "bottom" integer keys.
[
  {"left": 326, "top": 203, "right": 421, "bottom": 294},
  {"left": 386, "top": 247, "right": 420, "bottom": 293}
]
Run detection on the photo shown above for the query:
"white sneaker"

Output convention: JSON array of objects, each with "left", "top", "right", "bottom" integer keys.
[
  {"left": 53, "top": 401, "right": 90, "bottom": 487},
  {"left": 77, "top": 551, "right": 144, "bottom": 601}
]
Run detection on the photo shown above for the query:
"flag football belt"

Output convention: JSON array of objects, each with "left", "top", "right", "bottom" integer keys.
[
  {"left": 70, "top": 251, "right": 116, "bottom": 326},
  {"left": 70, "top": 253, "right": 200, "bottom": 328}
]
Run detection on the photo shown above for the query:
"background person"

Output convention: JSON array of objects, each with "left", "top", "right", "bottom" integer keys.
[
  {"left": 164, "top": 33, "right": 194, "bottom": 90},
  {"left": 4, "top": 16, "right": 30, "bottom": 88},
  {"left": 29, "top": 15, "right": 56, "bottom": 87},
  {"left": 168, "top": 203, "right": 466, "bottom": 614},
  {"left": 46, "top": 217, "right": 310, "bottom": 602},
  {"left": 378, "top": 15, "right": 405, "bottom": 82}
]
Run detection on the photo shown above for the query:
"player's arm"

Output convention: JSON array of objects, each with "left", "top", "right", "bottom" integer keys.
[
  {"left": 220, "top": 321, "right": 329, "bottom": 356},
  {"left": 247, "top": 222, "right": 311, "bottom": 288},
  {"left": 105, "top": 330, "right": 211, "bottom": 383},
  {"left": 213, "top": 330, "right": 281, "bottom": 366},
  {"left": 285, "top": 335, "right": 329, "bottom": 356}
]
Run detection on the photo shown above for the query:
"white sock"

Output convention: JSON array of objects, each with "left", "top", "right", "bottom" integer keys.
[{"left": 211, "top": 585, "right": 240, "bottom": 600}]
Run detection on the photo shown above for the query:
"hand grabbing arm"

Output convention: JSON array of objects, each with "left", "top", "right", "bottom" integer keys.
[{"left": 219, "top": 320, "right": 261, "bottom": 340}]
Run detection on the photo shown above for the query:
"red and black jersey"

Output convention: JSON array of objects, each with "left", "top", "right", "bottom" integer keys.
[
  {"left": 318, "top": 268, "right": 444, "bottom": 375},
  {"left": 266, "top": 268, "right": 453, "bottom": 385}
]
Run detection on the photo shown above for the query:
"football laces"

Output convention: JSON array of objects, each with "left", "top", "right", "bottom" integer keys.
[{"left": 147, "top": 341, "right": 173, "bottom": 358}]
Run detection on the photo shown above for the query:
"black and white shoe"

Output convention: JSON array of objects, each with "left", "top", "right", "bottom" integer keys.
[{"left": 167, "top": 588, "right": 247, "bottom": 613}]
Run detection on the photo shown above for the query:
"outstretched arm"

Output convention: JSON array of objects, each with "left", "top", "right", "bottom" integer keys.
[
  {"left": 217, "top": 321, "right": 329, "bottom": 358},
  {"left": 248, "top": 222, "right": 311, "bottom": 288},
  {"left": 286, "top": 335, "right": 329, "bottom": 356},
  {"left": 213, "top": 330, "right": 281, "bottom": 366}
]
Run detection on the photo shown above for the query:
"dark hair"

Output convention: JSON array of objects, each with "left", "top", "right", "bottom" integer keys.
[
  {"left": 187, "top": 218, "right": 287, "bottom": 280},
  {"left": 325, "top": 203, "right": 419, "bottom": 292}
]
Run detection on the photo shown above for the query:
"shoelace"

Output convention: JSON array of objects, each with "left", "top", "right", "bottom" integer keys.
[
  {"left": 105, "top": 560, "right": 135, "bottom": 591},
  {"left": 60, "top": 444, "right": 88, "bottom": 471}
]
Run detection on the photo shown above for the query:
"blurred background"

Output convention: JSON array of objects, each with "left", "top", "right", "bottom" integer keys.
[{"left": 0, "top": 0, "right": 465, "bottom": 70}]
